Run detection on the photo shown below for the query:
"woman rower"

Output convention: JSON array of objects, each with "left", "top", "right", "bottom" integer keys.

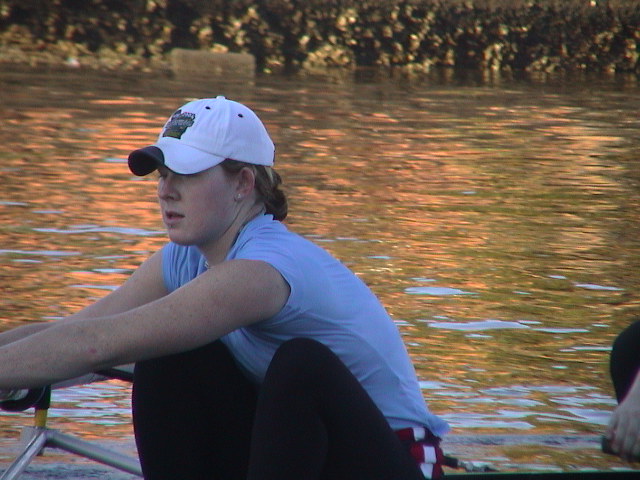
[{"left": 0, "top": 96, "right": 449, "bottom": 479}]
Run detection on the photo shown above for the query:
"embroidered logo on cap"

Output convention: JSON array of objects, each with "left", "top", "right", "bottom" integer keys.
[{"left": 162, "top": 109, "right": 196, "bottom": 139}]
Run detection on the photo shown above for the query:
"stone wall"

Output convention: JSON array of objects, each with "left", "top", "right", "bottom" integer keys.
[{"left": 0, "top": 0, "right": 638, "bottom": 74}]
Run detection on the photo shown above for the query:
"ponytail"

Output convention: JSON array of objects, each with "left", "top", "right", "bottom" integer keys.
[{"left": 220, "top": 159, "right": 288, "bottom": 221}]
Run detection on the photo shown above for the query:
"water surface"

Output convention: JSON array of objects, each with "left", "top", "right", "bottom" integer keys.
[{"left": 1, "top": 67, "right": 639, "bottom": 473}]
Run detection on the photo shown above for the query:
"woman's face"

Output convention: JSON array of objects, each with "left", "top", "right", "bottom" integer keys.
[{"left": 156, "top": 164, "right": 239, "bottom": 251}]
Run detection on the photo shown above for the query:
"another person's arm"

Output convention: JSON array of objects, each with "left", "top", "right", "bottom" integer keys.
[
  {"left": 607, "top": 371, "right": 640, "bottom": 461},
  {"left": 0, "top": 258, "right": 289, "bottom": 389}
]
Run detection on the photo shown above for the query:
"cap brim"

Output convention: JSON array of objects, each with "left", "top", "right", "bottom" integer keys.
[
  {"left": 128, "top": 140, "right": 226, "bottom": 176},
  {"left": 128, "top": 146, "right": 165, "bottom": 176}
]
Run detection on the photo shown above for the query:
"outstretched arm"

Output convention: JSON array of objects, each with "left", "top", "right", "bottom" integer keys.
[
  {"left": 0, "top": 259, "right": 289, "bottom": 389},
  {"left": 0, "top": 250, "right": 167, "bottom": 349},
  {"left": 607, "top": 370, "right": 640, "bottom": 462}
]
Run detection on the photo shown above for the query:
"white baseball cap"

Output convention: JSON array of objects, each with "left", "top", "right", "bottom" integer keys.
[{"left": 128, "top": 96, "right": 275, "bottom": 176}]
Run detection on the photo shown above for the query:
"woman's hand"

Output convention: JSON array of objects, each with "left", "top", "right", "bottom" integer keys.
[{"left": 606, "top": 382, "right": 640, "bottom": 462}]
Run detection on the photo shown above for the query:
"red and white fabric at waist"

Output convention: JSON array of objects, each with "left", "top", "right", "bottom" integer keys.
[{"left": 396, "top": 426, "right": 444, "bottom": 479}]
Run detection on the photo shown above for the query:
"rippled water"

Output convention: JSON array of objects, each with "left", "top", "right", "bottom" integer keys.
[{"left": 0, "top": 67, "right": 639, "bottom": 473}]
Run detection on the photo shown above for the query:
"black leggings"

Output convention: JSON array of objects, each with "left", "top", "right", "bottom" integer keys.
[
  {"left": 132, "top": 338, "right": 424, "bottom": 480},
  {"left": 610, "top": 319, "right": 640, "bottom": 402}
]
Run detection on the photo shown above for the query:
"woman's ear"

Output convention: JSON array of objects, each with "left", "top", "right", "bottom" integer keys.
[{"left": 235, "top": 166, "right": 257, "bottom": 200}]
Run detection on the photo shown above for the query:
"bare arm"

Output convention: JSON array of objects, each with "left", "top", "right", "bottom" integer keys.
[
  {"left": 0, "top": 323, "right": 51, "bottom": 349},
  {"left": 607, "top": 371, "right": 640, "bottom": 461},
  {"left": 65, "top": 249, "right": 168, "bottom": 321},
  {"left": 0, "top": 259, "right": 289, "bottom": 389},
  {"left": 0, "top": 250, "right": 167, "bottom": 349}
]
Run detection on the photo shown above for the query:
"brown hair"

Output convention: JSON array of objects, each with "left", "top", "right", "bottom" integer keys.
[{"left": 220, "top": 159, "right": 288, "bottom": 221}]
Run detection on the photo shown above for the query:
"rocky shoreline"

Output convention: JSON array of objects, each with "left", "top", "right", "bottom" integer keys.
[{"left": 0, "top": 0, "right": 638, "bottom": 75}]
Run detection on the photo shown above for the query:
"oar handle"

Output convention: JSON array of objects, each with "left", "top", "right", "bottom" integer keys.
[{"left": 0, "top": 387, "right": 48, "bottom": 412}]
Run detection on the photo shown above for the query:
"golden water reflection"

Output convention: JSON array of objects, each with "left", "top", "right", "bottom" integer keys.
[{"left": 0, "top": 69, "right": 639, "bottom": 472}]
